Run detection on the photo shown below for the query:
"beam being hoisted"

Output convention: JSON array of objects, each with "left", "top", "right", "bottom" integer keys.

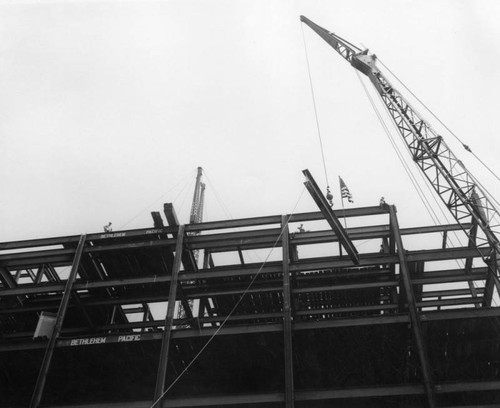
[{"left": 303, "top": 169, "right": 359, "bottom": 264}]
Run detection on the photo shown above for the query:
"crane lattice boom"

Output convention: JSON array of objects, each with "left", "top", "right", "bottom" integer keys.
[{"left": 300, "top": 16, "right": 500, "bottom": 271}]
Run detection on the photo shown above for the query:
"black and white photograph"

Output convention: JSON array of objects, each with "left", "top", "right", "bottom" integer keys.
[{"left": 1, "top": 1, "right": 499, "bottom": 407}]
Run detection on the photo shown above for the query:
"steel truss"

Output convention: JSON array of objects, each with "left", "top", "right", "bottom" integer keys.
[{"left": 1, "top": 204, "right": 500, "bottom": 407}]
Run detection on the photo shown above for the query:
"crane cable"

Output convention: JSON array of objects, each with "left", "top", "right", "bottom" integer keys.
[
  {"left": 378, "top": 58, "right": 500, "bottom": 186},
  {"left": 118, "top": 170, "right": 194, "bottom": 230},
  {"left": 375, "top": 60, "right": 500, "bottom": 305},
  {"left": 355, "top": 70, "right": 490, "bottom": 301},
  {"left": 355, "top": 71, "right": 442, "bottom": 227},
  {"left": 203, "top": 170, "right": 262, "bottom": 263},
  {"left": 149, "top": 186, "right": 307, "bottom": 408},
  {"left": 357, "top": 68, "right": 466, "bottom": 267},
  {"left": 203, "top": 170, "right": 236, "bottom": 222},
  {"left": 300, "top": 23, "right": 331, "bottom": 196},
  {"left": 378, "top": 58, "right": 500, "bottom": 211},
  {"left": 357, "top": 68, "right": 467, "bottom": 262}
]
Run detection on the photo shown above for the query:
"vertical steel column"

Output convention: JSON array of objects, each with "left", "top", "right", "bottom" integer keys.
[
  {"left": 154, "top": 225, "right": 185, "bottom": 402},
  {"left": 483, "top": 252, "right": 498, "bottom": 307},
  {"left": 389, "top": 207, "right": 435, "bottom": 408},
  {"left": 281, "top": 216, "right": 295, "bottom": 408},
  {"left": 464, "top": 221, "right": 480, "bottom": 302},
  {"left": 30, "top": 234, "right": 87, "bottom": 408}
]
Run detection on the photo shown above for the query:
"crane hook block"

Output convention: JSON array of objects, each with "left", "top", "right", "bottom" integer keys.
[{"left": 326, "top": 187, "right": 334, "bottom": 207}]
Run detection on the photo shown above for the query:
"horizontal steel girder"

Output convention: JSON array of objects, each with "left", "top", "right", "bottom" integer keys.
[
  {"left": 3, "top": 306, "right": 500, "bottom": 352},
  {"left": 0, "top": 247, "right": 491, "bottom": 298},
  {"left": 0, "top": 208, "right": 390, "bottom": 251},
  {"left": 38, "top": 380, "right": 500, "bottom": 407},
  {"left": 0, "top": 221, "right": 471, "bottom": 269}
]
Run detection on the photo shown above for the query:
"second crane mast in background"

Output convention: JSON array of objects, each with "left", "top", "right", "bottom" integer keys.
[
  {"left": 190, "top": 166, "right": 206, "bottom": 263},
  {"left": 175, "top": 167, "right": 205, "bottom": 322}
]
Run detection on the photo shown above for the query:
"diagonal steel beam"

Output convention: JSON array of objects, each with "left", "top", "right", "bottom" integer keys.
[
  {"left": 0, "top": 266, "right": 24, "bottom": 307},
  {"left": 163, "top": 203, "right": 197, "bottom": 327},
  {"left": 153, "top": 225, "right": 185, "bottom": 404},
  {"left": 29, "top": 234, "right": 87, "bottom": 408},
  {"left": 302, "top": 169, "right": 359, "bottom": 264},
  {"left": 164, "top": 203, "right": 197, "bottom": 271}
]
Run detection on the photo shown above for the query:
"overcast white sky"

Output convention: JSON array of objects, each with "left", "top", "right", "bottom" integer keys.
[{"left": 0, "top": 0, "right": 499, "bottom": 242}]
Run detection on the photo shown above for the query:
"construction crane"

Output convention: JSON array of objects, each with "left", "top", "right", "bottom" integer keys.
[
  {"left": 190, "top": 166, "right": 206, "bottom": 229},
  {"left": 300, "top": 16, "right": 500, "bottom": 304},
  {"left": 176, "top": 167, "right": 205, "bottom": 321},
  {"left": 189, "top": 166, "right": 206, "bottom": 264}
]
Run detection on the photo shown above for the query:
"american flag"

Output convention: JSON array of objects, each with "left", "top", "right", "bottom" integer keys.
[{"left": 339, "top": 177, "right": 353, "bottom": 203}]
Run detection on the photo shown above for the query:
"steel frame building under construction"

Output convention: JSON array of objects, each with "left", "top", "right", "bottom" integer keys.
[
  {"left": 2, "top": 10, "right": 500, "bottom": 408},
  {"left": 1, "top": 166, "right": 500, "bottom": 408}
]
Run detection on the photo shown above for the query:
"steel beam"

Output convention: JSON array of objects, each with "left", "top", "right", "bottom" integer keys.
[
  {"left": 163, "top": 204, "right": 198, "bottom": 327},
  {"left": 0, "top": 266, "right": 17, "bottom": 288},
  {"left": 294, "top": 303, "right": 398, "bottom": 316},
  {"left": 292, "top": 280, "right": 398, "bottom": 294},
  {"left": 302, "top": 169, "right": 359, "bottom": 264},
  {"left": 464, "top": 221, "right": 480, "bottom": 301},
  {"left": 0, "top": 221, "right": 469, "bottom": 267},
  {"left": 483, "top": 251, "right": 498, "bottom": 307},
  {"left": 281, "top": 216, "right": 294, "bottom": 408},
  {"left": 7, "top": 241, "right": 487, "bottom": 271},
  {"left": 0, "top": 216, "right": 468, "bottom": 254},
  {"left": 198, "top": 250, "right": 215, "bottom": 322},
  {"left": 164, "top": 203, "right": 197, "bottom": 272},
  {"left": 0, "top": 259, "right": 491, "bottom": 301},
  {"left": 0, "top": 224, "right": 487, "bottom": 270},
  {"left": 151, "top": 211, "right": 165, "bottom": 228},
  {"left": 0, "top": 266, "right": 25, "bottom": 306},
  {"left": 440, "top": 406, "right": 500, "bottom": 408},
  {"left": 29, "top": 234, "right": 87, "bottom": 408},
  {"left": 420, "top": 287, "right": 484, "bottom": 298},
  {"left": 411, "top": 269, "right": 487, "bottom": 285},
  {"left": 184, "top": 206, "right": 389, "bottom": 233},
  {"left": 0, "top": 227, "right": 174, "bottom": 251},
  {"left": 153, "top": 225, "right": 185, "bottom": 403},
  {"left": 389, "top": 206, "right": 435, "bottom": 408},
  {"left": 1, "top": 277, "right": 399, "bottom": 315},
  {"left": 37, "top": 380, "right": 500, "bottom": 407},
  {"left": 0, "top": 207, "right": 389, "bottom": 251},
  {"left": 4, "top": 306, "right": 500, "bottom": 352}
]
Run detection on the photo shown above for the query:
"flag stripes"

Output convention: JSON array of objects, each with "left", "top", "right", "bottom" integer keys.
[{"left": 339, "top": 177, "right": 353, "bottom": 203}]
